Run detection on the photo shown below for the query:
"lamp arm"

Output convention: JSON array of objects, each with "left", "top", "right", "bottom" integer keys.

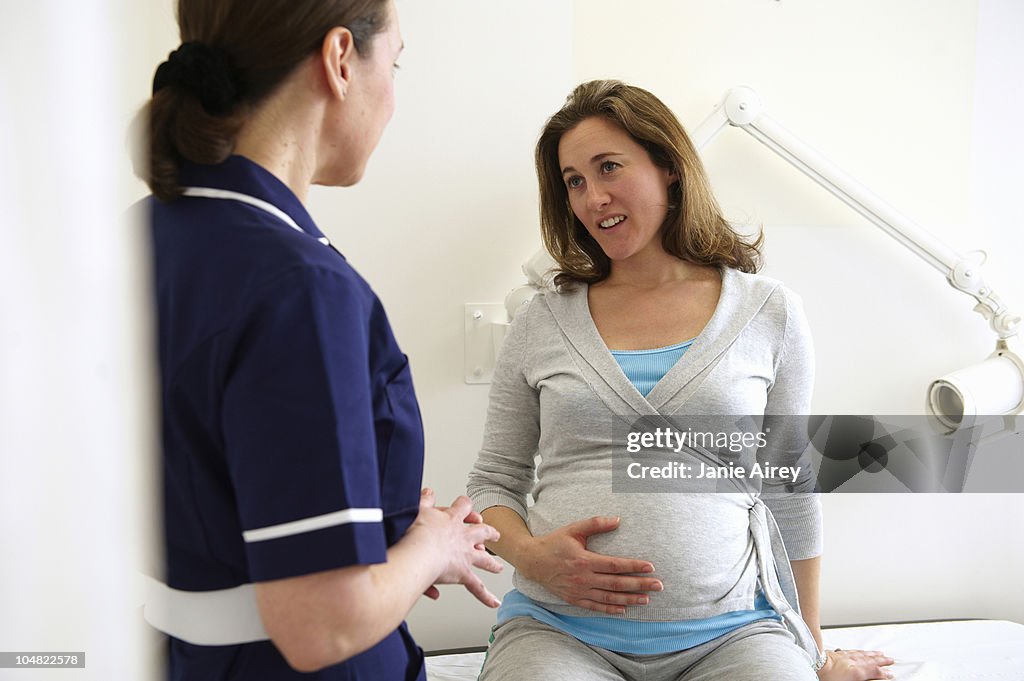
[
  {"left": 689, "top": 103, "right": 731, "bottom": 151},
  {"left": 697, "top": 86, "right": 1022, "bottom": 340}
]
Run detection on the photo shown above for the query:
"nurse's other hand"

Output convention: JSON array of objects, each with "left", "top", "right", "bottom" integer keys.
[
  {"left": 518, "top": 516, "right": 662, "bottom": 615},
  {"left": 412, "top": 489, "right": 504, "bottom": 608},
  {"left": 817, "top": 648, "right": 895, "bottom": 681}
]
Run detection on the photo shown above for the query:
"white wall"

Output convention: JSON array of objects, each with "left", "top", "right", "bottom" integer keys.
[
  {"left": 115, "top": 0, "right": 1022, "bottom": 655},
  {"left": 970, "top": 0, "right": 1024, "bottom": 295},
  {"left": 0, "top": 2, "right": 158, "bottom": 679}
]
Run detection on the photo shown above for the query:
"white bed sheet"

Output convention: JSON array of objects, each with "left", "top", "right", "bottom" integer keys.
[{"left": 425, "top": 619, "right": 1024, "bottom": 681}]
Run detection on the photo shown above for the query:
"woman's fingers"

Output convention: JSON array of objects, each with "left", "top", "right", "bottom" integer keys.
[
  {"left": 821, "top": 648, "right": 896, "bottom": 681},
  {"left": 577, "top": 556, "right": 662, "bottom": 593},
  {"left": 584, "top": 587, "right": 651, "bottom": 606},
  {"left": 566, "top": 515, "right": 622, "bottom": 539},
  {"left": 472, "top": 550, "right": 505, "bottom": 575},
  {"left": 586, "top": 552, "right": 656, "bottom": 576},
  {"left": 419, "top": 488, "right": 436, "bottom": 510},
  {"left": 466, "top": 520, "right": 500, "bottom": 546},
  {"left": 849, "top": 649, "right": 894, "bottom": 664},
  {"left": 587, "top": 571, "right": 662, "bottom": 595},
  {"left": 567, "top": 597, "right": 634, "bottom": 615},
  {"left": 834, "top": 649, "right": 895, "bottom": 666},
  {"left": 462, "top": 573, "right": 501, "bottom": 608},
  {"left": 446, "top": 495, "right": 474, "bottom": 520}
]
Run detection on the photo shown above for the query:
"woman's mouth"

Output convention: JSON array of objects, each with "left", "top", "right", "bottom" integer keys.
[{"left": 599, "top": 215, "right": 627, "bottom": 230}]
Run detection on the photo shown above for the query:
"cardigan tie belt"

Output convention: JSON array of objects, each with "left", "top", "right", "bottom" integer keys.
[{"left": 749, "top": 499, "right": 826, "bottom": 670}]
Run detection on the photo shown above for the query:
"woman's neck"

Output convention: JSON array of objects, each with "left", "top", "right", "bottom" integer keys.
[
  {"left": 602, "top": 247, "right": 704, "bottom": 290},
  {"left": 233, "top": 69, "right": 323, "bottom": 205}
]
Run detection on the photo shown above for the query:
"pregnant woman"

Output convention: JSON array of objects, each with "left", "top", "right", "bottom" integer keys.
[{"left": 467, "top": 80, "right": 892, "bottom": 681}]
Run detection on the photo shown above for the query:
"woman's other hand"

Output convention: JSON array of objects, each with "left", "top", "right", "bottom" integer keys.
[
  {"left": 410, "top": 489, "right": 504, "bottom": 607},
  {"left": 518, "top": 516, "right": 663, "bottom": 614},
  {"left": 817, "top": 648, "right": 895, "bottom": 681}
]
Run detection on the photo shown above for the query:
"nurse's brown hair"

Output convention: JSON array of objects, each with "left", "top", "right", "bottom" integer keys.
[
  {"left": 135, "top": 0, "right": 390, "bottom": 201},
  {"left": 536, "top": 80, "right": 762, "bottom": 288}
]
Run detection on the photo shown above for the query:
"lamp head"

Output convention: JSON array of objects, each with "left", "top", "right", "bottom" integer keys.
[{"left": 927, "top": 341, "right": 1024, "bottom": 430}]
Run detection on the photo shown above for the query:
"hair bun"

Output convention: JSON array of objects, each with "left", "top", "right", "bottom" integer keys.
[{"left": 152, "top": 41, "right": 240, "bottom": 116}]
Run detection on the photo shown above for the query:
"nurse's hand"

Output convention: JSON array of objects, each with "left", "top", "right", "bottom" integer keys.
[
  {"left": 517, "top": 516, "right": 662, "bottom": 615},
  {"left": 256, "top": 492, "right": 503, "bottom": 671},
  {"left": 411, "top": 489, "right": 504, "bottom": 608},
  {"left": 817, "top": 648, "right": 895, "bottom": 680}
]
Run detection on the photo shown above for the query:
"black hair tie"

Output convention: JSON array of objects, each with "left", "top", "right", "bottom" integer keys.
[{"left": 152, "top": 41, "right": 240, "bottom": 116}]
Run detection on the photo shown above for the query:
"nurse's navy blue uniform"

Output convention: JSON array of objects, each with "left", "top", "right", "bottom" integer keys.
[{"left": 149, "top": 155, "right": 426, "bottom": 680}]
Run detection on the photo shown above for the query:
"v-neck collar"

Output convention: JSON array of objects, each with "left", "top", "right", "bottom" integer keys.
[
  {"left": 543, "top": 267, "right": 778, "bottom": 416},
  {"left": 177, "top": 155, "right": 325, "bottom": 242}
]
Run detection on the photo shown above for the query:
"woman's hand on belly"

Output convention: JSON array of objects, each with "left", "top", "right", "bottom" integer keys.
[{"left": 518, "top": 516, "right": 663, "bottom": 615}]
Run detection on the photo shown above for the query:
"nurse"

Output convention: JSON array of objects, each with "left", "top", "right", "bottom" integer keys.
[{"left": 135, "top": 0, "right": 502, "bottom": 679}]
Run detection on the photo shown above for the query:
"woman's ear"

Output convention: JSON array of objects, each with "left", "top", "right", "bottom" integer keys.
[
  {"left": 663, "top": 166, "right": 680, "bottom": 192},
  {"left": 321, "top": 26, "right": 356, "bottom": 100}
]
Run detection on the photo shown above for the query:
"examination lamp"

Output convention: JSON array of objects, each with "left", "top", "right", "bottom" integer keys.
[
  {"left": 504, "top": 250, "right": 559, "bottom": 319},
  {"left": 691, "top": 86, "right": 1023, "bottom": 429},
  {"left": 506, "top": 86, "right": 1024, "bottom": 428}
]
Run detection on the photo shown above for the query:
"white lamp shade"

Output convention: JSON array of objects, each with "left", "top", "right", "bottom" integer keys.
[{"left": 928, "top": 354, "right": 1024, "bottom": 428}]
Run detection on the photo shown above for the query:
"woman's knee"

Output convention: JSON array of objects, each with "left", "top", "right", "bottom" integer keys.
[
  {"left": 684, "top": 624, "right": 817, "bottom": 681},
  {"left": 479, "top": 617, "right": 623, "bottom": 681}
]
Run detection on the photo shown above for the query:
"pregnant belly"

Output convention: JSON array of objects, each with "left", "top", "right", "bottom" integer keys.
[{"left": 527, "top": 492, "right": 756, "bottom": 610}]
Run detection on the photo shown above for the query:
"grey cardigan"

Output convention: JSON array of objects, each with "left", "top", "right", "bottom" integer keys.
[{"left": 467, "top": 267, "right": 824, "bottom": 660}]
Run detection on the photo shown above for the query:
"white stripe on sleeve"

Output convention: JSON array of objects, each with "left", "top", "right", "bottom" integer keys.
[{"left": 242, "top": 507, "right": 384, "bottom": 543}]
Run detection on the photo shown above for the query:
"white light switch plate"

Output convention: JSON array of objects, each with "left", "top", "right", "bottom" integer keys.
[{"left": 464, "top": 303, "right": 509, "bottom": 384}]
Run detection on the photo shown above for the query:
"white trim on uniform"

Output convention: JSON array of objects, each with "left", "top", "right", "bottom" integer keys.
[
  {"left": 243, "top": 507, "right": 384, "bottom": 543},
  {"left": 140, "top": 574, "right": 270, "bottom": 645},
  {"left": 181, "top": 186, "right": 332, "bottom": 246},
  {"left": 141, "top": 505, "right": 383, "bottom": 644}
]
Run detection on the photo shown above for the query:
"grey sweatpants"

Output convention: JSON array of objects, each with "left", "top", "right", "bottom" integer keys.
[{"left": 478, "top": 617, "right": 818, "bottom": 681}]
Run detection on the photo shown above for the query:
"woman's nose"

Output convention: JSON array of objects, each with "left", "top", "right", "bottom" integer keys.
[{"left": 586, "top": 184, "right": 610, "bottom": 211}]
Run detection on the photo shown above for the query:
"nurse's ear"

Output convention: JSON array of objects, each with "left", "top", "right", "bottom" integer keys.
[{"left": 320, "top": 26, "right": 356, "bottom": 101}]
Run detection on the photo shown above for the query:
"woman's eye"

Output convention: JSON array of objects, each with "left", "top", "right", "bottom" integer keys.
[
  {"left": 601, "top": 161, "right": 618, "bottom": 173},
  {"left": 566, "top": 176, "right": 583, "bottom": 189}
]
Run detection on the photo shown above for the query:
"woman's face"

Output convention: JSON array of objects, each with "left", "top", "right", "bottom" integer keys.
[
  {"left": 327, "top": 0, "right": 403, "bottom": 186},
  {"left": 557, "top": 116, "right": 675, "bottom": 265}
]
